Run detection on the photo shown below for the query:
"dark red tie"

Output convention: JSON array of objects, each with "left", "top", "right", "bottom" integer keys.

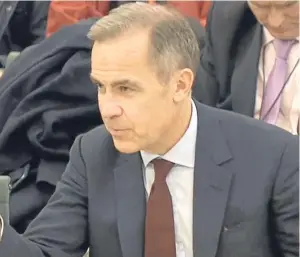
[{"left": 144, "top": 159, "right": 176, "bottom": 257}]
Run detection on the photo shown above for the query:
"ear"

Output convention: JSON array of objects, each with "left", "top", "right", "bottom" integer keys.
[{"left": 172, "top": 68, "right": 194, "bottom": 103}]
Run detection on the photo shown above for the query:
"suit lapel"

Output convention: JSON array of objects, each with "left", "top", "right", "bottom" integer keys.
[
  {"left": 193, "top": 102, "right": 233, "bottom": 257},
  {"left": 114, "top": 153, "right": 146, "bottom": 257},
  {"left": 231, "top": 23, "right": 262, "bottom": 117}
]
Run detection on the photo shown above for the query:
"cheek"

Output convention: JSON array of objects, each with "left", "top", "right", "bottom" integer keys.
[
  {"left": 123, "top": 102, "right": 153, "bottom": 135},
  {"left": 249, "top": 4, "right": 269, "bottom": 23},
  {"left": 287, "top": 10, "right": 299, "bottom": 23},
  {"left": 254, "top": 11, "right": 268, "bottom": 24},
  {"left": 127, "top": 98, "right": 169, "bottom": 137}
]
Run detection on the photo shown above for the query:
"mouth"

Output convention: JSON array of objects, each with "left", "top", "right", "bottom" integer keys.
[{"left": 109, "top": 128, "right": 129, "bottom": 136}]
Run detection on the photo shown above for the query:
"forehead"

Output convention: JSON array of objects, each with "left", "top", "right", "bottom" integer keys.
[{"left": 91, "top": 30, "right": 150, "bottom": 71}]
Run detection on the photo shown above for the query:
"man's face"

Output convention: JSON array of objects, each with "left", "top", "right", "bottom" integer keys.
[
  {"left": 248, "top": 0, "right": 299, "bottom": 39},
  {"left": 91, "top": 31, "right": 190, "bottom": 154}
]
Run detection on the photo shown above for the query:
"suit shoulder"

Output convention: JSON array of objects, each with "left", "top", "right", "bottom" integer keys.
[
  {"left": 206, "top": 106, "right": 299, "bottom": 174},
  {"left": 215, "top": 106, "right": 297, "bottom": 144},
  {"left": 80, "top": 125, "right": 112, "bottom": 149},
  {"left": 76, "top": 125, "right": 117, "bottom": 163}
]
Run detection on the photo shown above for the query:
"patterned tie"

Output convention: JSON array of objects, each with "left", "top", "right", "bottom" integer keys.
[
  {"left": 145, "top": 159, "right": 176, "bottom": 257},
  {"left": 260, "top": 39, "right": 295, "bottom": 124}
]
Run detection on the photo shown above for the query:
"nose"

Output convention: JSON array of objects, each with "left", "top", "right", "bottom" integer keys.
[
  {"left": 100, "top": 100, "right": 123, "bottom": 119},
  {"left": 268, "top": 8, "right": 284, "bottom": 28}
]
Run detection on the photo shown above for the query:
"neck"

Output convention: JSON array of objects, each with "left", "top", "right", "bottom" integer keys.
[{"left": 149, "top": 99, "right": 192, "bottom": 155}]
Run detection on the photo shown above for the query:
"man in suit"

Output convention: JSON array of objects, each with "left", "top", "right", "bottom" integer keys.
[
  {"left": 195, "top": 1, "right": 299, "bottom": 135},
  {"left": 0, "top": 3, "right": 298, "bottom": 257}
]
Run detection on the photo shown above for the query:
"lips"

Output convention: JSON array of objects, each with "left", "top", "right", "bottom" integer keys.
[
  {"left": 109, "top": 128, "right": 129, "bottom": 136},
  {"left": 109, "top": 128, "right": 128, "bottom": 131}
]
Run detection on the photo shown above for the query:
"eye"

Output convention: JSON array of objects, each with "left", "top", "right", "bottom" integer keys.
[{"left": 119, "top": 86, "right": 132, "bottom": 92}]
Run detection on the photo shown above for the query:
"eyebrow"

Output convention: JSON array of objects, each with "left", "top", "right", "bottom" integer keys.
[
  {"left": 111, "top": 79, "right": 140, "bottom": 88},
  {"left": 250, "top": 1, "right": 270, "bottom": 7},
  {"left": 251, "top": 0, "right": 297, "bottom": 7},
  {"left": 90, "top": 75, "right": 100, "bottom": 86},
  {"left": 90, "top": 75, "right": 141, "bottom": 89},
  {"left": 282, "top": 0, "right": 298, "bottom": 7}
]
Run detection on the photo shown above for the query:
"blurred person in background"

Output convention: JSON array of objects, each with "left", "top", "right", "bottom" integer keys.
[
  {"left": 195, "top": 0, "right": 299, "bottom": 135},
  {"left": 46, "top": 0, "right": 211, "bottom": 37},
  {"left": 0, "top": 1, "right": 50, "bottom": 70}
]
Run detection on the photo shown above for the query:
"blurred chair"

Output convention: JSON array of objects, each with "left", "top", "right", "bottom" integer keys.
[
  {"left": 84, "top": 250, "right": 89, "bottom": 257},
  {"left": 0, "top": 51, "right": 20, "bottom": 78},
  {"left": 0, "top": 46, "right": 37, "bottom": 78},
  {"left": 0, "top": 176, "right": 11, "bottom": 223},
  {"left": 5, "top": 51, "right": 21, "bottom": 69}
]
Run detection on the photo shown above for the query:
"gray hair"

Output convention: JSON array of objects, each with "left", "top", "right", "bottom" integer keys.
[{"left": 88, "top": 2, "right": 200, "bottom": 84}]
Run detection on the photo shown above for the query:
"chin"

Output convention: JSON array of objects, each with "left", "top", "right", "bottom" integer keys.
[
  {"left": 112, "top": 138, "right": 141, "bottom": 153},
  {"left": 269, "top": 30, "right": 299, "bottom": 40}
]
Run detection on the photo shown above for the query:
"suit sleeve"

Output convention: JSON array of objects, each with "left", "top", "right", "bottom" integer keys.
[
  {"left": 0, "top": 135, "right": 89, "bottom": 257},
  {"left": 192, "top": 2, "right": 220, "bottom": 107},
  {"left": 272, "top": 137, "right": 299, "bottom": 257}
]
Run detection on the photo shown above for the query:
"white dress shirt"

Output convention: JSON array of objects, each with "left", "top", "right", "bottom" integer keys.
[
  {"left": 254, "top": 27, "right": 300, "bottom": 134},
  {"left": 140, "top": 100, "right": 198, "bottom": 257}
]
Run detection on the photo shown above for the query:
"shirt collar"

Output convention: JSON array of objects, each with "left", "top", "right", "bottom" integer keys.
[
  {"left": 140, "top": 100, "right": 198, "bottom": 168},
  {"left": 263, "top": 27, "right": 274, "bottom": 46}
]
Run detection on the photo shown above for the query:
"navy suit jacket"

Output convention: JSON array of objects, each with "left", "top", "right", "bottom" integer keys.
[{"left": 0, "top": 101, "right": 299, "bottom": 257}]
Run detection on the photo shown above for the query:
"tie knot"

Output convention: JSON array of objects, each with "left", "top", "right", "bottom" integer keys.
[
  {"left": 152, "top": 158, "right": 174, "bottom": 182},
  {"left": 273, "top": 39, "right": 295, "bottom": 60}
]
